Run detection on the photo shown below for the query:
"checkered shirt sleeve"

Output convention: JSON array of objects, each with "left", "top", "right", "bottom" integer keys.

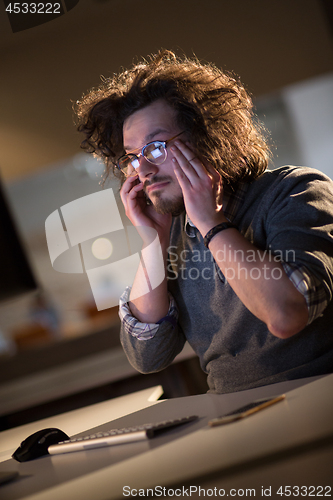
[
  {"left": 119, "top": 286, "right": 179, "bottom": 340},
  {"left": 282, "top": 262, "right": 329, "bottom": 325}
]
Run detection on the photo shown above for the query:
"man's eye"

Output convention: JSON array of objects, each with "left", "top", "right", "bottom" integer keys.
[
  {"left": 150, "top": 148, "right": 163, "bottom": 159},
  {"left": 131, "top": 159, "right": 140, "bottom": 169}
]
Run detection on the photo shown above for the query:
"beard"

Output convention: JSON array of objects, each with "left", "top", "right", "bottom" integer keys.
[
  {"left": 151, "top": 194, "right": 185, "bottom": 216},
  {"left": 143, "top": 176, "right": 185, "bottom": 217}
]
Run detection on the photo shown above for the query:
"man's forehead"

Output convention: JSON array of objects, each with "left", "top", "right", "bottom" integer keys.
[
  {"left": 123, "top": 127, "right": 172, "bottom": 151},
  {"left": 122, "top": 101, "right": 178, "bottom": 150}
]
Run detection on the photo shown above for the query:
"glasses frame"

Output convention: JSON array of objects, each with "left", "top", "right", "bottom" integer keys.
[{"left": 117, "top": 131, "right": 184, "bottom": 176}]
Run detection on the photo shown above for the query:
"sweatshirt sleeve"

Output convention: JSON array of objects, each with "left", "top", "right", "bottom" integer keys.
[
  {"left": 119, "top": 287, "right": 186, "bottom": 374},
  {"left": 264, "top": 167, "right": 333, "bottom": 308},
  {"left": 282, "top": 261, "right": 329, "bottom": 324}
]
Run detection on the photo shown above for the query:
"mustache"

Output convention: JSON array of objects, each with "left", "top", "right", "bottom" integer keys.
[{"left": 143, "top": 175, "right": 173, "bottom": 190}]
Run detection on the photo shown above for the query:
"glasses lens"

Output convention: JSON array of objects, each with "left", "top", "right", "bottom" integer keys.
[
  {"left": 118, "top": 155, "right": 139, "bottom": 176},
  {"left": 143, "top": 142, "right": 166, "bottom": 165}
]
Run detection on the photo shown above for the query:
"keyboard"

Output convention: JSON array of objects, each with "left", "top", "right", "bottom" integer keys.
[{"left": 48, "top": 415, "right": 198, "bottom": 455}]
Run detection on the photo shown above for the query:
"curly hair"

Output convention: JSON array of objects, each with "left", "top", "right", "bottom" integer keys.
[{"left": 75, "top": 49, "right": 271, "bottom": 185}]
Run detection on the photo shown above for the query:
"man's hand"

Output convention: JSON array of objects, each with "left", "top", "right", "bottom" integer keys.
[
  {"left": 171, "top": 140, "right": 226, "bottom": 235},
  {"left": 120, "top": 174, "right": 171, "bottom": 324},
  {"left": 120, "top": 174, "right": 172, "bottom": 246}
]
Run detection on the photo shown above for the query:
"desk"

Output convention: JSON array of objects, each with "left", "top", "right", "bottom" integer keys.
[
  {"left": 0, "top": 375, "right": 332, "bottom": 500},
  {"left": 0, "top": 386, "right": 163, "bottom": 464}
]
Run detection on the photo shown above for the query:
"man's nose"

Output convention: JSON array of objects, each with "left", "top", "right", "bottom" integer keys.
[{"left": 137, "top": 157, "right": 159, "bottom": 180}]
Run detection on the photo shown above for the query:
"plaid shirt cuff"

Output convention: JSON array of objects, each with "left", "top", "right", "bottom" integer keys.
[
  {"left": 119, "top": 286, "right": 178, "bottom": 340},
  {"left": 282, "top": 262, "right": 329, "bottom": 325}
]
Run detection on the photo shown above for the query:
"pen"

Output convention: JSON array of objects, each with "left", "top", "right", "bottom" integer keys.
[{"left": 208, "top": 394, "right": 286, "bottom": 426}]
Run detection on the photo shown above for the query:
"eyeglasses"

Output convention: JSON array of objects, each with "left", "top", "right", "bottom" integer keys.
[{"left": 117, "top": 131, "right": 184, "bottom": 177}]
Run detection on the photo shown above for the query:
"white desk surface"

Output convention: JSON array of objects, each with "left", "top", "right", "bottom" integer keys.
[
  {"left": 0, "top": 385, "right": 163, "bottom": 463},
  {"left": 0, "top": 375, "right": 332, "bottom": 500}
]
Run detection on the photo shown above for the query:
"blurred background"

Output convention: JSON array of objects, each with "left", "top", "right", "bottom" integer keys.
[{"left": 0, "top": 0, "right": 332, "bottom": 428}]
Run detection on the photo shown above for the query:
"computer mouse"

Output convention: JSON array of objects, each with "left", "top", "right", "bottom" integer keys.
[{"left": 12, "top": 428, "right": 70, "bottom": 462}]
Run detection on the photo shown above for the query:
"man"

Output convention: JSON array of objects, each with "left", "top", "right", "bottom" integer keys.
[{"left": 76, "top": 50, "right": 333, "bottom": 393}]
